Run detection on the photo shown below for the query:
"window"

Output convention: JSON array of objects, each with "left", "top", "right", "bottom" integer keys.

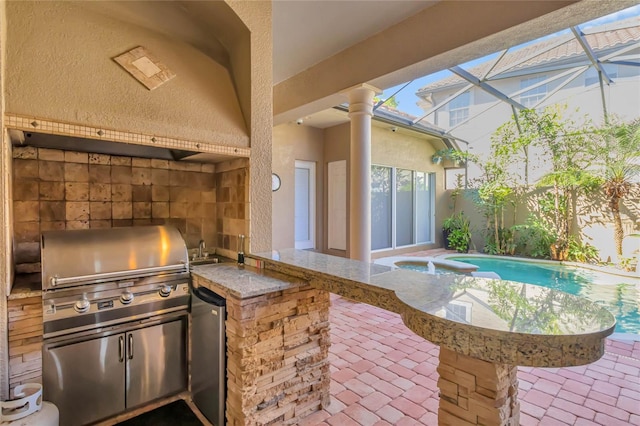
[
  {"left": 448, "top": 91, "right": 470, "bottom": 127},
  {"left": 520, "top": 75, "right": 547, "bottom": 108},
  {"left": 445, "top": 301, "right": 472, "bottom": 322},
  {"left": 585, "top": 64, "right": 618, "bottom": 86},
  {"left": 371, "top": 166, "right": 434, "bottom": 250}
]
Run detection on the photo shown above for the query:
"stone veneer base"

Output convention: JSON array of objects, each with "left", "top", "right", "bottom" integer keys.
[
  {"left": 192, "top": 275, "right": 331, "bottom": 425},
  {"left": 438, "top": 348, "right": 519, "bottom": 425}
]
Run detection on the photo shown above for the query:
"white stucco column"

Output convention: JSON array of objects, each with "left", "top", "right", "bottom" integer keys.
[{"left": 344, "top": 84, "right": 380, "bottom": 262}]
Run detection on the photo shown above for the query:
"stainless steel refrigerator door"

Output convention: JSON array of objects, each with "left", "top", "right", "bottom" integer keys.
[
  {"left": 43, "top": 333, "right": 125, "bottom": 426},
  {"left": 125, "top": 319, "right": 186, "bottom": 408},
  {"left": 191, "top": 297, "right": 226, "bottom": 426}
]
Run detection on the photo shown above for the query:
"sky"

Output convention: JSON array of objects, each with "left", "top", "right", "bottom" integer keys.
[{"left": 378, "top": 4, "right": 640, "bottom": 119}]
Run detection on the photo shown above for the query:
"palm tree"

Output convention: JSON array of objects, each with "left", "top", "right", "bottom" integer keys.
[{"left": 599, "top": 119, "right": 640, "bottom": 257}]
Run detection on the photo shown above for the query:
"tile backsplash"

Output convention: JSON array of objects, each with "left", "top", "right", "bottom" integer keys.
[{"left": 12, "top": 146, "right": 220, "bottom": 274}]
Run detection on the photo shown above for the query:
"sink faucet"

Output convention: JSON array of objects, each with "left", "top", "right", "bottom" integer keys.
[{"left": 198, "top": 240, "right": 206, "bottom": 258}]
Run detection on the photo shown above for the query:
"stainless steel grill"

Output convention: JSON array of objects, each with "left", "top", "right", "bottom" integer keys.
[{"left": 41, "top": 225, "right": 190, "bottom": 426}]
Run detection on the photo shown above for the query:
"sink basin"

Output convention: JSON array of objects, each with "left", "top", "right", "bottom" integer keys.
[
  {"left": 190, "top": 257, "right": 221, "bottom": 266},
  {"left": 190, "top": 255, "right": 235, "bottom": 266}
]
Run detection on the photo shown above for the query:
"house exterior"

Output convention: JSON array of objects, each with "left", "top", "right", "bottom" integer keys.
[
  {"left": 415, "top": 17, "right": 640, "bottom": 187},
  {"left": 272, "top": 114, "right": 451, "bottom": 258},
  {"left": 0, "top": 0, "right": 631, "bottom": 412}
]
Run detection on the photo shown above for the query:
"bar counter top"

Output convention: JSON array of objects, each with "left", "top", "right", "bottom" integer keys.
[
  {"left": 190, "top": 263, "right": 307, "bottom": 299},
  {"left": 250, "top": 249, "right": 616, "bottom": 368}
]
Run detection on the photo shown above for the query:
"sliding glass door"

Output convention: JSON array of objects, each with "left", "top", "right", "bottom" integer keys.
[{"left": 371, "top": 166, "right": 434, "bottom": 251}]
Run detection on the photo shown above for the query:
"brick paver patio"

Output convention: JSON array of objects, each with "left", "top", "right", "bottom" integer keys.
[{"left": 303, "top": 294, "right": 640, "bottom": 426}]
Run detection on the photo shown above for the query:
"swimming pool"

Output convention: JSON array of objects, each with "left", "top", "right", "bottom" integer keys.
[{"left": 403, "top": 256, "right": 640, "bottom": 334}]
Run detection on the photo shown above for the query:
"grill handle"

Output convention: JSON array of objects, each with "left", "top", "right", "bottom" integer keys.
[
  {"left": 128, "top": 334, "right": 134, "bottom": 360},
  {"left": 49, "top": 264, "right": 188, "bottom": 287},
  {"left": 119, "top": 336, "right": 124, "bottom": 363}
]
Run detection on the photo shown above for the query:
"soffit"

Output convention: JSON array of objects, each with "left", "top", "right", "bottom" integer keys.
[{"left": 272, "top": 0, "right": 437, "bottom": 85}]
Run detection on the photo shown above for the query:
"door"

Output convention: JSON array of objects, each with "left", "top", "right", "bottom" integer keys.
[
  {"left": 125, "top": 319, "right": 186, "bottom": 408},
  {"left": 295, "top": 160, "right": 316, "bottom": 249},
  {"left": 43, "top": 333, "right": 125, "bottom": 426}
]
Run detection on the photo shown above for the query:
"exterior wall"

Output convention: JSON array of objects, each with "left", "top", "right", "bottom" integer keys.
[
  {"left": 228, "top": 0, "right": 273, "bottom": 254},
  {"left": 451, "top": 188, "right": 640, "bottom": 262},
  {"left": 426, "top": 62, "right": 640, "bottom": 185},
  {"left": 272, "top": 124, "right": 324, "bottom": 251}
]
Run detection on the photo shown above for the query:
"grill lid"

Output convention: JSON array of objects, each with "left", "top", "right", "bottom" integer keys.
[{"left": 41, "top": 226, "right": 188, "bottom": 290}]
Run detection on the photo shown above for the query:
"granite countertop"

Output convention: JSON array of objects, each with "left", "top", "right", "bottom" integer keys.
[
  {"left": 190, "top": 263, "right": 307, "bottom": 299},
  {"left": 9, "top": 273, "right": 43, "bottom": 300},
  {"left": 250, "top": 249, "right": 616, "bottom": 368}
]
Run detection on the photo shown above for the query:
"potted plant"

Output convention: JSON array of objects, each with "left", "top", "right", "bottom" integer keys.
[
  {"left": 442, "top": 215, "right": 455, "bottom": 250},
  {"left": 443, "top": 212, "right": 472, "bottom": 253},
  {"left": 433, "top": 148, "right": 477, "bottom": 168}
]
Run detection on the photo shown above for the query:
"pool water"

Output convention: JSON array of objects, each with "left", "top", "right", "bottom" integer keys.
[
  {"left": 402, "top": 257, "right": 640, "bottom": 334},
  {"left": 400, "top": 264, "right": 456, "bottom": 276}
]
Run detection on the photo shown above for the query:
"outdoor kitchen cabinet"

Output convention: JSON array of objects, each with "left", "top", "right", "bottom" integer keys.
[
  {"left": 126, "top": 318, "right": 186, "bottom": 408},
  {"left": 43, "top": 318, "right": 187, "bottom": 426}
]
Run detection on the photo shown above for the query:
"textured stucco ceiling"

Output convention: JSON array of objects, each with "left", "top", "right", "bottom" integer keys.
[{"left": 272, "top": 0, "right": 437, "bottom": 84}]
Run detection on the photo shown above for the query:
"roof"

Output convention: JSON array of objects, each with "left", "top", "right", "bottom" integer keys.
[{"left": 416, "top": 17, "right": 640, "bottom": 95}]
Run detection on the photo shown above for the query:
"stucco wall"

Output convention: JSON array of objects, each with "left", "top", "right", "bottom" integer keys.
[
  {"left": 5, "top": 1, "right": 248, "bottom": 147},
  {"left": 227, "top": 0, "right": 273, "bottom": 254},
  {"left": 452, "top": 187, "right": 640, "bottom": 262},
  {"left": 0, "top": 0, "right": 9, "bottom": 400},
  {"left": 272, "top": 123, "right": 324, "bottom": 251}
]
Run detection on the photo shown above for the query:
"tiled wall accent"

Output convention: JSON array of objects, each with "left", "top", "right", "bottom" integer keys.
[
  {"left": 5, "top": 113, "right": 250, "bottom": 159},
  {"left": 215, "top": 158, "right": 250, "bottom": 260},
  {"left": 437, "top": 347, "right": 520, "bottom": 425},
  {"left": 12, "top": 146, "right": 217, "bottom": 273},
  {"left": 200, "top": 277, "right": 331, "bottom": 425},
  {"left": 7, "top": 296, "right": 42, "bottom": 396}
]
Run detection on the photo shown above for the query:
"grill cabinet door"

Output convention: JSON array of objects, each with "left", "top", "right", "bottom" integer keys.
[
  {"left": 125, "top": 318, "right": 186, "bottom": 408},
  {"left": 43, "top": 333, "right": 125, "bottom": 426}
]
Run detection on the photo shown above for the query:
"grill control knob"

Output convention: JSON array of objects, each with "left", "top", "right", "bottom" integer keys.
[
  {"left": 159, "top": 285, "right": 172, "bottom": 298},
  {"left": 120, "top": 291, "right": 134, "bottom": 305},
  {"left": 74, "top": 298, "right": 90, "bottom": 313}
]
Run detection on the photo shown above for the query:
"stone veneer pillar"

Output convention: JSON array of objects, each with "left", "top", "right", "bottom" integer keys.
[
  {"left": 345, "top": 84, "right": 380, "bottom": 263},
  {"left": 190, "top": 275, "right": 332, "bottom": 426},
  {"left": 437, "top": 348, "right": 520, "bottom": 425}
]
